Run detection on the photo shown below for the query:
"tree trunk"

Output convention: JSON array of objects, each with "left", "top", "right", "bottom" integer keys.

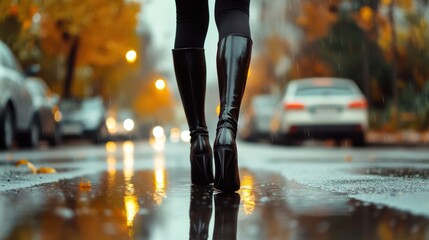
[
  {"left": 63, "top": 36, "right": 80, "bottom": 98},
  {"left": 388, "top": 0, "right": 399, "bottom": 128}
]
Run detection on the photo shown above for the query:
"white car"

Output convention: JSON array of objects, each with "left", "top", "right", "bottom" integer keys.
[
  {"left": 59, "top": 96, "right": 108, "bottom": 143},
  {"left": 240, "top": 94, "right": 279, "bottom": 141},
  {"left": 270, "top": 77, "right": 368, "bottom": 146},
  {"left": 0, "top": 41, "right": 35, "bottom": 149}
]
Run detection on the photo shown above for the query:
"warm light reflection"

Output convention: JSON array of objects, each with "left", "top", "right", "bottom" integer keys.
[
  {"left": 124, "top": 195, "right": 139, "bottom": 228},
  {"left": 170, "top": 127, "right": 181, "bottom": 143},
  {"left": 105, "top": 141, "right": 117, "bottom": 153},
  {"left": 216, "top": 104, "right": 221, "bottom": 116},
  {"left": 123, "top": 141, "right": 134, "bottom": 155},
  {"left": 239, "top": 173, "right": 256, "bottom": 215},
  {"left": 121, "top": 140, "right": 139, "bottom": 234},
  {"left": 153, "top": 153, "right": 167, "bottom": 206},
  {"left": 149, "top": 136, "right": 166, "bottom": 152},
  {"left": 123, "top": 141, "right": 135, "bottom": 180},
  {"left": 107, "top": 156, "right": 117, "bottom": 178},
  {"left": 180, "top": 130, "right": 191, "bottom": 143}
]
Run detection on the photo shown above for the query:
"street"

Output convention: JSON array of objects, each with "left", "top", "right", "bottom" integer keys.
[{"left": 1, "top": 140, "right": 429, "bottom": 240}]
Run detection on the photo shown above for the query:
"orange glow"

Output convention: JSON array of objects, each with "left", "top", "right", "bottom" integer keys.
[
  {"left": 216, "top": 104, "right": 221, "bottom": 115},
  {"left": 239, "top": 173, "right": 256, "bottom": 215},
  {"left": 105, "top": 141, "right": 117, "bottom": 153},
  {"left": 348, "top": 99, "right": 368, "bottom": 109},
  {"left": 153, "top": 153, "right": 167, "bottom": 205},
  {"left": 359, "top": 6, "right": 373, "bottom": 23},
  {"left": 284, "top": 102, "right": 305, "bottom": 110},
  {"left": 155, "top": 79, "right": 166, "bottom": 90},
  {"left": 123, "top": 141, "right": 135, "bottom": 180},
  {"left": 107, "top": 156, "right": 116, "bottom": 178},
  {"left": 124, "top": 195, "right": 139, "bottom": 228},
  {"left": 126, "top": 50, "right": 137, "bottom": 63}
]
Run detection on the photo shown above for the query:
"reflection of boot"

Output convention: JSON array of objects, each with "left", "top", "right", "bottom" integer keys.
[
  {"left": 173, "top": 48, "right": 214, "bottom": 185},
  {"left": 213, "top": 193, "right": 241, "bottom": 240},
  {"left": 214, "top": 35, "right": 252, "bottom": 192},
  {"left": 189, "top": 185, "right": 213, "bottom": 240}
]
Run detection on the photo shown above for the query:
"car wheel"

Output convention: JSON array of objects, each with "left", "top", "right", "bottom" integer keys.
[
  {"left": 0, "top": 106, "right": 15, "bottom": 150},
  {"left": 19, "top": 118, "right": 40, "bottom": 148},
  {"left": 48, "top": 124, "right": 62, "bottom": 147}
]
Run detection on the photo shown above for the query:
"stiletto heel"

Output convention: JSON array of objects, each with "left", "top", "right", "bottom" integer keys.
[
  {"left": 191, "top": 153, "right": 214, "bottom": 185},
  {"left": 214, "top": 146, "right": 239, "bottom": 192}
]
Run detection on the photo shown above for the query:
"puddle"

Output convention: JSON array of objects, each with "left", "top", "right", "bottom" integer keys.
[{"left": 1, "top": 165, "right": 428, "bottom": 240}]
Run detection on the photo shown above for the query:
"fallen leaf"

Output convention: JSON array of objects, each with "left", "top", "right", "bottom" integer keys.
[
  {"left": 15, "top": 159, "right": 37, "bottom": 173},
  {"left": 79, "top": 179, "right": 92, "bottom": 191},
  {"left": 37, "top": 167, "right": 57, "bottom": 174}
]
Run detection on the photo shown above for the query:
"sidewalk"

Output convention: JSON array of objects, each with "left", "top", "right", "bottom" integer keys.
[{"left": 366, "top": 130, "right": 429, "bottom": 146}]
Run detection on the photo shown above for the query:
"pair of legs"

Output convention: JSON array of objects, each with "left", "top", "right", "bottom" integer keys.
[{"left": 173, "top": 0, "right": 252, "bottom": 192}]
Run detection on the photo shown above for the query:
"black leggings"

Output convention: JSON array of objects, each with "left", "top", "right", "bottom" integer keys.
[{"left": 174, "top": 0, "right": 251, "bottom": 48}]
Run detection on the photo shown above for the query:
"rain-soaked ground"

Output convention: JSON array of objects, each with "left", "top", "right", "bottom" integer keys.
[{"left": 1, "top": 140, "right": 429, "bottom": 239}]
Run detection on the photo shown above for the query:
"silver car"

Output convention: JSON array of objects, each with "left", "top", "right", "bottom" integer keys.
[
  {"left": 240, "top": 94, "right": 279, "bottom": 142},
  {"left": 0, "top": 41, "right": 35, "bottom": 149},
  {"left": 24, "top": 77, "right": 62, "bottom": 146},
  {"left": 59, "top": 96, "right": 108, "bottom": 143},
  {"left": 270, "top": 77, "right": 369, "bottom": 146}
]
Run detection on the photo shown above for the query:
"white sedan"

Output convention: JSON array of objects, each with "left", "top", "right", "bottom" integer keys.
[{"left": 270, "top": 77, "right": 368, "bottom": 146}]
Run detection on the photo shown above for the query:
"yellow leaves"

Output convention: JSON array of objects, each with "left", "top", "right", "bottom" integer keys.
[
  {"left": 296, "top": 1, "right": 338, "bottom": 42},
  {"left": 37, "top": 167, "right": 57, "bottom": 174},
  {"left": 15, "top": 159, "right": 37, "bottom": 173},
  {"left": 15, "top": 159, "right": 57, "bottom": 174}
]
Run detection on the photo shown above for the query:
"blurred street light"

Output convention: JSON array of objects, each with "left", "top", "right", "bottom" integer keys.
[
  {"left": 126, "top": 50, "right": 137, "bottom": 63},
  {"left": 155, "top": 78, "right": 166, "bottom": 90}
]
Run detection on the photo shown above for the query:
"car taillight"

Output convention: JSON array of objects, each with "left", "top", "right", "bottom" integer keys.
[
  {"left": 348, "top": 99, "right": 367, "bottom": 109},
  {"left": 284, "top": 102, "right": 305, "bottom": 110}
]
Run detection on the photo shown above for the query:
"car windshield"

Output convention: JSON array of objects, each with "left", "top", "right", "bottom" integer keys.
[
  {"left": 60, "top": 99, "right": 81, "bottom": 111},
  {"left": 295, "top": 86, "right": 356, "bottom": 96}
]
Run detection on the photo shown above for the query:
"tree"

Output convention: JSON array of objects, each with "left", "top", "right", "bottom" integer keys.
[{"left": 38, "top": 0, "right": 140, "bottom": 98}]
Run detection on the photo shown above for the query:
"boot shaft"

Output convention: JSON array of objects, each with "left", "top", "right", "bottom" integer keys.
[
  {"left": 216, "top": 35, "right": 253, "bottom": 129},
  {"left": 172, "top": 48, "right": 208, "bottom": 135}
]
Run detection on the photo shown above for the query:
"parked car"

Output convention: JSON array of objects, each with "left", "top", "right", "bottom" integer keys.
[
  {"left": 270, "top": 77, "right": 369, "bottom": 146},
  {"left": 105, "top": 109, "right": 137, "bottom": 140},
  {"left": 240, "top": 94, "right": 279, "bottom": 142},
  {"left": 0, "top": 40, "right": 36, "bottom": 149},
  {"left": 59, "top": 96, "right": 108, "bottom": 143},
  {"left": 24, "top": 77, "right": 62, "bottom": 146}
]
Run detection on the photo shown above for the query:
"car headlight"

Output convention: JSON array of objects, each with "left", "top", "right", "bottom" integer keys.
[
  {"left": 123, "top": 119, "right": 135, "bottom": 131},
  {"left": 106, "top": 117, "right": 117, "bottom": 133}
]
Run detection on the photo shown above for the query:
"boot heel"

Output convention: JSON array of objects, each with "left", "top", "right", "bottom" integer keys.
[
  {"left": 191, "top": 153, "right": 214, "bottom": 185},
  {"left": 214, "top": 147, "right": 240, "bottom": 192}
]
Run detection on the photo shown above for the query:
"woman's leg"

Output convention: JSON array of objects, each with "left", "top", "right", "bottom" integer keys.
[
  {"left": 173, "top": 0, "right": 213, "bottom": 185},
  {"left": 174, "top": 0, "right": 209, "bottom": 48},
  {"left": 215, "top": 0, "right": 251, "bottom": 40},
  {"left": 213, "top": 0, "right": 252, "bottom": 192}
]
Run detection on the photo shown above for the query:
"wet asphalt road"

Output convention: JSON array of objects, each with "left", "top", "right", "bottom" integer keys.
[{"left": 0, "top": 140, "right": 429, "bottom": 240}]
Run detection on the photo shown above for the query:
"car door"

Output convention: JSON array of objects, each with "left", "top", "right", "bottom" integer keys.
[{"left": 2, "top": 50, "right": 33, "bottom": 131}]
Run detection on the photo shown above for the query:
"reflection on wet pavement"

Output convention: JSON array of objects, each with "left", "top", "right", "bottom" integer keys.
[
  {"left": 1, "top": 142, "right": 429, "bottom": 239},
  {"left": 356, "top": 167, "right": 429, "bottom": 179}
]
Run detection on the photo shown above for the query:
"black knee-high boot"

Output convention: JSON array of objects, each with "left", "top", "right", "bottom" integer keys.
[
  {"left": 214, "top": 35, "right": 252, "bottom": 192},
  {"left": 173, "top": 48, "right": 214, "bottom": 185}
]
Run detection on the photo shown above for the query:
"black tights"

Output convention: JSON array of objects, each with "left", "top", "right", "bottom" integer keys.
[{"left": 174, "top": 0, "right": 251, "bottom": 48}]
